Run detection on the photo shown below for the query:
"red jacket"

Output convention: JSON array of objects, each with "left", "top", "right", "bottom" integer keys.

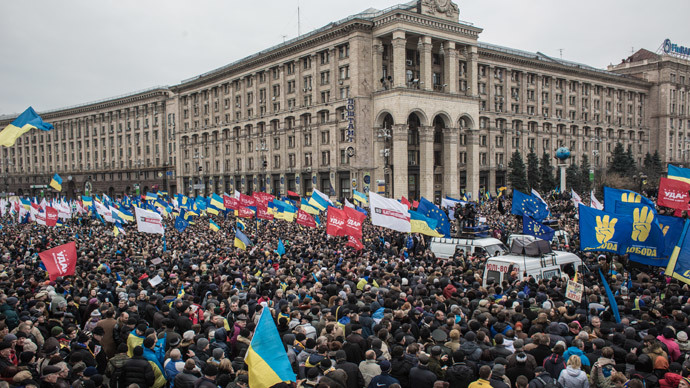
[{"left": 660, "top": 372, "right": 682, "bottom": 388}]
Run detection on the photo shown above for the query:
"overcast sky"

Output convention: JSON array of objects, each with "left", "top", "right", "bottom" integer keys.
[{"left": 1, "top": 0, "right": 686, "bottom": 116}]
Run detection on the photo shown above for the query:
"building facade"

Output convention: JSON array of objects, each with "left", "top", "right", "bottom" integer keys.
[{"left": 0, "top": 0, "right": 686, "bottom": 201}]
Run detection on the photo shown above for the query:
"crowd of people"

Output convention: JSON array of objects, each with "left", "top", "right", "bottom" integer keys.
[{"left": 0, "top": 192, "right": 687, "bottom": 388}]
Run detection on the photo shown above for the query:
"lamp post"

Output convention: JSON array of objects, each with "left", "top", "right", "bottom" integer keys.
[
  {"left": 256, "top": 141, "right": 268, "bottom": 192},
  {"left": 193, "top": 150, "right": 204, "bottom": 196},
  {"left": 377, "top": 127, "right": 392, "bottom": 197},
  {"left": 134, "top": 159, "right": 143, "bottom": 196}
]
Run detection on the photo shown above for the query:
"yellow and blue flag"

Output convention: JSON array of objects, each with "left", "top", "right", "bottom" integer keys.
[
  {"left": 234, "top": 229, "right": 252, "bottom": 251},
  {"left": 578, "top": 204, "right": 633, "bottom": 255},
  {"left": 209, "top": 219, "right": 220, "bottom": 232},
  {"left": 417, "top": 197, "right": 450, "bottom": 238},
  {"left": 246, "top": 309, "right": 297, "bottom": 388},
  {"left": 308, "top": 194, "right": 329, "bottom": 212},
  {"left": 82, "top": 196, "right": 93, "bottom": 208},
  {"left": 603, "top": 186, "right": 655, "bottom": 213},
  {"left": 237, "top": 219, "right": 247, "bottom": 231},
  {"left": 409, "top": 210, "right": 443, "bottom": 237},
  {"left": 353, "top": 189, "right": 368, "bottom": 206},
  {"left": 665, "top": 220, "right": 690, "bottom": 286},
  {"left": 669, "top": 164, "right": 690, "bottom": 184},
  {"left": 300, "top": 202, "right": 320, "bottom": 215},
  {"left": 0, "top": 107, "right": 54, "bottom": 147},
  {"left": 49, "top": 174, "right": 63, "bottom": 192},
  {"left": 613, "top": 201, "right": 667, "bottom": 265},
  {"left": 210, "top": 193, "right": 226, "bottom": 211},
  {"left": 145, "top": 192, "right": 158, "bottom": 201}
]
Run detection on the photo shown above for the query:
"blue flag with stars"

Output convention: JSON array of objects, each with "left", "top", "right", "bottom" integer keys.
[
  {"left": 174, "top": 215, "right": 189, "bottom": 233},
  {"left": 522, "top": 215, "right": 555, "bottom": 241},
  {"left": 417, "top": 197, "right": 451, "bottom": 238},
  {"left": 511, "top": 190, "right": 549, "bottom": 222}
]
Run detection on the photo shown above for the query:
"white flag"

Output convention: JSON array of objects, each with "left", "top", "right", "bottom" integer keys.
[
  {"left": 369, "top": 192, "right": 411, "bottom": 233},
  {"left": 344, "top": 199, "right": 356, "bottom": 209},
  {"left": 591, "top": 191, "right": 604, "bottom": 210},
  {"left": 135, "top": 207, "right": 165, "bottom": 235},
  {"left": 531, "top": 189, "right": 549, "bottom": 208},
  {"left": 571, "top": 189, "right": 583, "bottom": 208}
]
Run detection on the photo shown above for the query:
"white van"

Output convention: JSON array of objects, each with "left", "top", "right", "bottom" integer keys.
[
  {"left": 430, "top": 237, "right": 508, "bottom": 259},
  {"left": 482, "top": 251, "right": 583, "bottom": 287}
]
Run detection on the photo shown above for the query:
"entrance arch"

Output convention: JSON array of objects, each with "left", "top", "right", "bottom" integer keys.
[{"left": 407, "top": 113, "right": 422, "bottom": 200}]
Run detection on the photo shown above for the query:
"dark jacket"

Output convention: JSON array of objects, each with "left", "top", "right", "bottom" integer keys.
[
  {"left": 529, "top": 345, "right": 554, "bottom": 367},
  {"left": 528, "top": 372, "right": 559, "bottom": 388},
  {"left": 336, "top": 359, "right": 365, "bottom": 388},
  {"left": 390, "top": 355, "right": 415, "bottom": 388},
  {"left": 174, "top": 370, "right": 201, "bottom": 388},
  {"left": 446, "top": 362, "right": 476, "bottom": 388},
  {"left": 193, "top": 376, "right": 218, "bottom": 388},
  {"left": 490, "top": 377, "right": 511, "bottom": 388},
  {"left": 410, "top": 364, "right": 438, "bottom": 388},
  {"left": 507, "top": 364, "right": 536, "bottom": 385},
  {"left": 121, "top": 356, "right": 155, "bottom": 388},
  {"left": 543, "top": 354, "right": 567, "bottom": 384},
  {"left": 368, "top": 373, "right": 400, "bottom": 388}
]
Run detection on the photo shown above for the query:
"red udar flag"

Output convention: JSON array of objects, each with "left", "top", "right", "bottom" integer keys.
[
  {"left": 326, "top": 206, "right": 347, "bottom": 236},
  {"left": 223, "top": 194, "right": 235, "bottom": 210},
  {"left": 45, "top": 206, "right": 58, "bottom": 227},
  {"left": 256, "top": 205, "right": 274, "bottom": 220},
  {"left": 253, "top": 192, "right": 274, "bottom": 206},
  {"left": 658, "top": 177, "right": 690, "bottom": 210},
  {"left": 401, "top": 196, "right": 411, "bottom": 209},
  {"left": 343, "top": 206, "right": 366, "bottom": 239},
  {"left": 346, "top": 235, "right": 364, "bottom": 250},
  {"left": 239, "top": 193, "right": 256, "bottom": 207},
  {"left": 296, "top": 209, "right": 316, "bottom": 228},
  {"left": 39, "top": 242, "right": 77, "bottom": 281},
  {"left": 238, "top": 207, "right": 255, "bottom": 219}
]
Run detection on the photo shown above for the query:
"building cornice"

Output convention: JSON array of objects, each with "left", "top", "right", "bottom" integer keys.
[
  {"left": 372, "top": 9, "right": 482, "bottom": 39},
  {"left": 173, "top": 21, "right": 374, "bottom": 93},
  {"left": 478, "top": 49, "right": 651, "bottom": 90}
]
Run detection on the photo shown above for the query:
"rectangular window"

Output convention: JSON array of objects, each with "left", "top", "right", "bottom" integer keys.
[{"left": 320, "top": 71, "right": 330, "bottom": 85}]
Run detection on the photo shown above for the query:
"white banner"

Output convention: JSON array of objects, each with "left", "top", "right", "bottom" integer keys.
[
  {"left": 135, "top": 207, "right": 165, "bottom": 235},
  {"left": 591, "top": 191, "right": 604, "bottom": 210},
  {"left": 369, "top": 192, "right": 411, "bottom": 233}
]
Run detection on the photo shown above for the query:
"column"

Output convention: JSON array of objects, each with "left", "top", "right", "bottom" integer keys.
[
  {"left": 444, "top": 41, "right": 457, "bottom": 94},
  {"left": 419, "top": 36, "right": 432, "bottom": 91},
  {"left": 466, "top": 129, "right": 480, "bottom": 199},
  {"left": 392, "top": 124, "right": 408, "bottom": 199},
  {"left": 392, "top": 31, "right": 407, "bottom": 89},
  {"left": 488, "top": 168, "right": 496, "bottom": 194},
  {"left": 443, "top": 127, "right": 459, "bottom": 198},
  {"left": 372, "top": 38, "right": 383, "bottom": 91},
  {"left": 467, "top": 45, "right": 478, "bottom": 98},
  {"left": 419, "top": 126, "right": 434, "bottom": 200}
]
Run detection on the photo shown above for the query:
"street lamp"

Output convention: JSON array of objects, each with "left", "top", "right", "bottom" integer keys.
[
  {"left": 256, "top": 141, "right": 268, "bottom": 192},
  {"left": 377, "top": 127, "right": 392, "bottom": 197},
  {"left": 193, "top": 150, "right": 205, "bottom": 196}
]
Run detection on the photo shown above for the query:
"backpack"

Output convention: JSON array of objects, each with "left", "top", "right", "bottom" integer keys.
[
  {"left": 601, "top": 364, "right": 614, "bottom": 378},
  {"left": 536, "top": 375, "right": 560, "bottom": 388}
]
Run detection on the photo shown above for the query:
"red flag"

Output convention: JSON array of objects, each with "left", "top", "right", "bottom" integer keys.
[
  {"left": 253, "top": 192, "right": 275, "bottom": 206},
  {"left": 658, "top": 177, "right": 690, "bottom": 210},
  {"left": 138, "top": 273, "right": 149, "bottom": 280},
  {"left": 412, "top": 200, "right": 419, "bottom": 209},
  {"left": 39, "top": 242, "right": 77, "bottom": 281},
  {"left": 287, "top": 190, "right": 300, "bottom": 197},
  {"left": 226, "top": 197, "right": 240, "bottom": 210},
  {"left": 239, "top": 193, "right": 256, "bottom": 207},
  {"left": 401, "top": 196, "right": 411, "bottom": 209},
  {"left": 223, "top": 194, "right": 234, "bottom": 210},
  {"left": 296, "top": 209, "right": 316, "bottom": 228},
  {"left": 45, "top": 206, "right": 58, "bottom": 227},
  {"left": 238, "top": 207, "right": 255, "bottom": 219},
  {"left": 326, "top": 206, "right": 347, "bottom": 236},
  {"left": 256, "top": 205, "right": 274, "bottom": 220},
  {"left": 346, "top": 235, "right": 364, "bottom": 250},
  {"left": 343, "top": 206, "right": 366, "bottom": 239}
]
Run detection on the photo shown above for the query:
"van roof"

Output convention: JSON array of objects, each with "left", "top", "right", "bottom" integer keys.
[
  {"left": 431, "top": 237, "right": 504, "bottom": 247},
  {"left": 486, "top": 251, "right": 582, "bottom": 268}
]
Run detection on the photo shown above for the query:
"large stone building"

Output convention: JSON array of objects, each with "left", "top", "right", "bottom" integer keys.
[{"left": 1, "top": 0, "right": 687, "bottom": 201}]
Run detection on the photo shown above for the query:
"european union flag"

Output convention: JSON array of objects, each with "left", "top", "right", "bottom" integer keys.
[
  {"left": 665, "top": 220, "right": 690, "bottom": 286},
  {"left": 174, "top": 216, "right": 189, "bottom": 233},
  {"left": 578, "top": 204, "right": 633, "bottom": 255},
  {"left": 523, "top": 215, "right": 555, "bottom": 241},
  {"left": 417, "top": 197, "right": 450, "bottom": 238},
  {"left": 511, "top": 190, "right": 549, "bottom": 222},
  {"left": 603, "top": 187, "right": 655, "bottom": 212}
]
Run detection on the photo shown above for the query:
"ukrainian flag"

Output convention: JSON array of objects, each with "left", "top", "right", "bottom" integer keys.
[
  {"left": 353, "top": 189, "right": 368, "bottom": 206},
  {"left": 146, "top": 192, "right": 158, "bottom": 201},
  {"left": 56, "top": 219, "right": 64, "bottom": 227},
  {"left": 409, "top": 210, "right": 444, "bottom": 237},
  {"left": 234, "top": 229, "right": 252, "bottom": 251},
  {"left": 209, "top": 219, "right": 220, "bottom": 232},
  {"left": 82, "top": 196, "right": 93, "bottom": 208},
  {"left": 49, "top": 174, "right": 63, "bottom": 192},
  {"left": 308, "top": 194, "right": 329, "bottom": 212},
  {"left": 246, "top": 309, "right": 297, "bottom": 387},
  {"left": 20, "top": 198, "right": 31, "bottom": 210},
  {"left": 207, "top": 206, "right": 219, "bottom": 215},
  {"left": 300, "top": 202, "right": 320, "bottom": 215},
  {"left": 0, "top": 107, "right": 54, "bottom": 147},
  {"left": 119, "top": 208, "right": 134, "bottom": 222},
  {"left": 210, "top": 193, "right": 226, "bottom": 211},
  {"left": 237, "top": 219, "right": 247, "bottom": 231}
]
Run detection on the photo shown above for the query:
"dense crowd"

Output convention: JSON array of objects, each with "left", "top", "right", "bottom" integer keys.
[{"left": 0, "top": 193, "right": 687, "bottom": 388}]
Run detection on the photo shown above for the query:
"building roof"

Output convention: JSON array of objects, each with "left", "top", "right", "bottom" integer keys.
[{"left": 623, "top": 48, "right": 661, "bottom": 64}]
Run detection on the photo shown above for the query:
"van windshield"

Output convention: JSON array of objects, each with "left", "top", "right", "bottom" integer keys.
[{"left": 485, "top": 244, "right": 508, "bottom": 257}]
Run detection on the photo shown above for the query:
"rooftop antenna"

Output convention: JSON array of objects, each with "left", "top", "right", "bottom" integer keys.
[
  {"left": 282, "top": 35, "right": 287, "bottom": 43},
  {"left": 558, "top": 49, "right": 563, "bottom": 59},
  {"left": 631, "top": 46, "right": 635, "bottom": 55},
  {"left": 297, "top": 0, "right": 301, "bottom": 37}
]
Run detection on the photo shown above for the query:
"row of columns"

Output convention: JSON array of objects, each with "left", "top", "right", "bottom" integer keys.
[
  {"left": 388, "top": 125, "right": 478, "bottom": 201},
  {"left": 375, "top": 31, "right": 478, "bottom": 96}
]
